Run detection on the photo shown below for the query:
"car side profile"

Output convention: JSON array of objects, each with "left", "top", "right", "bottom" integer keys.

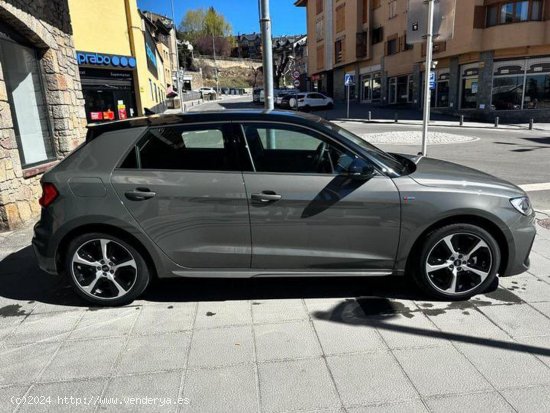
[{"left": 32, "top": 110, "right": 536, "bottom": 306}]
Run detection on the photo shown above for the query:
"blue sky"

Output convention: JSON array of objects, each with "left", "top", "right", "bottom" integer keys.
[{"left": 137, "top": 0, "right": 306, "bottom": 36}]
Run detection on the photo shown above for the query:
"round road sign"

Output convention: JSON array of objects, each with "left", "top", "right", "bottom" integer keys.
[
  {"left": 292, "top": 70, "right": 301, "bottom": 79},
  {"left": 293, "top": 79, "right": 300, "bottom": 87}
]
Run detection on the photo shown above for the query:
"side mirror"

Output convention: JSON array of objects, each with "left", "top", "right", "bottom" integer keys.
[{"left": 344, "top": 158, "right": 376, "bottom": 180}]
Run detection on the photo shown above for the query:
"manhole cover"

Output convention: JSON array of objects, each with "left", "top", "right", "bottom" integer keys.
[{"left": 537, "top": 218, "right": 550, "bottom": 230}]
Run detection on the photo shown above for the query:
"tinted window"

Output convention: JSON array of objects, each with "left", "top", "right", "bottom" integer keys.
[
  {"left": 128, "top": 124, "right": 239, "bottom": 171},
  {"left": 243, "top": 123, "right": 358, "bottom": 175}
]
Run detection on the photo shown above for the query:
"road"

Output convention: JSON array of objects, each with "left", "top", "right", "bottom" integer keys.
[{"left": 194, "top": 96, "right": 550, "bottom": 212}]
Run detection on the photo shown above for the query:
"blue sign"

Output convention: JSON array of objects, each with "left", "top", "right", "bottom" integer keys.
[
  {"left": 429, "top": 71, "right": 436, "bottom": 90},
  {"left": 76, "top": 51, "right": 136, "bottom": 69},
  {"left": 345, "top": 73, "right": 355, "bottom": 86}
]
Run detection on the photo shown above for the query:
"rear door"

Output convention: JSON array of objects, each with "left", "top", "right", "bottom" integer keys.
[{"left": 111, "top": 123, "right": 251, "bottom": 268}]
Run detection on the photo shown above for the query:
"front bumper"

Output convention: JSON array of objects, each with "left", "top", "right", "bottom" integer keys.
[{"left": 502, "top": 215, "right": 536, "bottom": 276}]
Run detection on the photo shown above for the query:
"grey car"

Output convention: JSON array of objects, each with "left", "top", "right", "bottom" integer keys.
[{"left": 32, "top": 110, "right": 536, "bottom": 306}]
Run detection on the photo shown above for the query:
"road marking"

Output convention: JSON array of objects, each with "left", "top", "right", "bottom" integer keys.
[{"left": 519, "top": 183, "right": 550, "bottom": 192}]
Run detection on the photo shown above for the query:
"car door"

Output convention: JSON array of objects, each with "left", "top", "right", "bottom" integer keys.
[
  {"left": 238, "top": 121, "right": 401, "bottom": 271},
  {"left": 309, "top": 93, "right": 325, "bottom": 107},
  {"left": 111, "top": 123, "right": 251, "bottom": 268}
]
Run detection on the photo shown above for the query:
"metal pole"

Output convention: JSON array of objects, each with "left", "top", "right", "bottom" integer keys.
[
  {"left": 170, "top": 0, "right": 184, "bottom": 113},
  {"left": 259, "top": 0, "right": 274, "bottom": 111},
  {"left": 421, "top": 0, "right": 435, "bottom": 156},
  {"left": 346, "top": 84, "right": 350, "bottom": 118},
  {"left": 212, "top": 35, "right": 219, "bottom": 96}
]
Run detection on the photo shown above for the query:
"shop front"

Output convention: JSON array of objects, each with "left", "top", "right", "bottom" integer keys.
[{"left": 77, "top": 51, "right": 139, "bottom": 123}]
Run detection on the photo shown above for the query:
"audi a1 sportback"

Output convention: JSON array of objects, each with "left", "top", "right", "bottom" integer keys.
[{"left": 32, "top": 110, "right": 536, "bottom": 306}]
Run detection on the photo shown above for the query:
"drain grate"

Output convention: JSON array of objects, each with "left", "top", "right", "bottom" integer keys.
[{"left": 537, "top": 218, "right": 550, "bottom": 230}]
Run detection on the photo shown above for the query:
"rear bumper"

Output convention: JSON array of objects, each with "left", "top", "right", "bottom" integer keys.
[
  {"left": 502, "top": 216, "right": 536, "bottom": 276},
  {"left": 32, "top": 222, "right": 58, "bottom": 275}
]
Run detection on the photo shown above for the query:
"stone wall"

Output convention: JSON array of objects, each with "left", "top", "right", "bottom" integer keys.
[{"left": 0, "top": 0, "right": 86, "bottom": 230}]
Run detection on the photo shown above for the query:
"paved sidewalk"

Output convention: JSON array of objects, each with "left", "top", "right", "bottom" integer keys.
[{"left": 0, "top": 218, "right": 550, "bottom": 412}]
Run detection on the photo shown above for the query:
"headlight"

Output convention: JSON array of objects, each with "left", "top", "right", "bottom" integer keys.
[{"left": 510, "top": 196, "right": 533, "bottom": 216}]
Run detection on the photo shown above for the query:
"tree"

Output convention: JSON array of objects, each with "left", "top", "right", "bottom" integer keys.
[
  {"left": 178, "top": 9, "right": 207, "bottom": 44},
  {"left": 195, "top": 35, "right": 232, "bottom": 57},
  {"left": 178, "top": 7, "right": 233, "bottom": 46}
]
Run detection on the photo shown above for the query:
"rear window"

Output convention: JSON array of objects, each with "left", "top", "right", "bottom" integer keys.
[{"left": 119, "top": 124, "right": 239, "bottom": 171}]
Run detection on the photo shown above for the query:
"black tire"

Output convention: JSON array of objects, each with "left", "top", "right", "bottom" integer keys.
[
  {"left": 414, "top": 224, "right": 501, "bottom": 300},
  {"left": 65, "top": 232, "right": 150, "bottom": 306},
  {"left": 326, "top": 102, "right": 334, "bottom": 109}
]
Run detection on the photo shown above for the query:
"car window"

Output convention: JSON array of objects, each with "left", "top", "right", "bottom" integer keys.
[
  {"left": 242, "top": 123, "right": 360, "bottom": 175},
  {"left": 122, "top": 124, "right": 239, "bottom": 171}
]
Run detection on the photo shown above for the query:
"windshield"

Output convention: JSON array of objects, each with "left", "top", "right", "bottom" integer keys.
[{"left": 321, "top": 120, "right": 405, "bottom": 176}]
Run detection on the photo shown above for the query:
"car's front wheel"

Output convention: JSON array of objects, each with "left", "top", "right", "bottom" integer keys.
[
  {"left": 65, "top": 233, "right": 150, "bottom": 306},
  {"left": 414, "top": 224, "right": 501, "bottom": 300}
]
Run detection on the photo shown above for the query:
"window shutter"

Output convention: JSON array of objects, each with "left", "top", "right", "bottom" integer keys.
[
  {"left": 473, "top": 6, "right": 486, "bottom": 28},
  {"left": 384, "top": 41, "right": 389, "bottom": 56},
  {"left": 399, "top": 35, "right": 404, "bottom": 52}
]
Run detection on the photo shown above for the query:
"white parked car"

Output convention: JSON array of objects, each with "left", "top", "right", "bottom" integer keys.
[
  {"left": 199, "top": 87, "right": 216, "bottom": 96},
  {"left": 289, "top": 92, "right": 334, "bottom": 110}
]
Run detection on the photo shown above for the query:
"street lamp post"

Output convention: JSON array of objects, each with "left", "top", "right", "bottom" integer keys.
[
  {"left": 170, "top": 0, "right": 184, "bottom": 113},
  {"left": 421, "top": 0, "right": 435, "bottom": 156},
  {"left": 259, "top": 0, "right": 274, "bottom": 111}
]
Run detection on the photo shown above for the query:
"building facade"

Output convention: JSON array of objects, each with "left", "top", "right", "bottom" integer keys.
[
  {"left": 296, "top": 0, "right": 550, "bottom": 120},
  {"left": 68, "top": 0, "right": 168, "bottom": 122},
  {"left": 0, "top": 0, "right": 86, "bottom": 230}
]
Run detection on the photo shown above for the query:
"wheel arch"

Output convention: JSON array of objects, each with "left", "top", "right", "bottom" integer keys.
[
  {"left": 56, "top": 223, "right": 159, "bottom": 279},
  {"left": 404, "top": 214, "right": 510, "bottom": 277}
]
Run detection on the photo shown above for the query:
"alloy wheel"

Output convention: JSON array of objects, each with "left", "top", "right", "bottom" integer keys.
[
  {"left": 71, "top": 238, "right": 138, "bottom": 300},
  {"left": 425, "top": 232, "right": 493, "bottom": 295}
]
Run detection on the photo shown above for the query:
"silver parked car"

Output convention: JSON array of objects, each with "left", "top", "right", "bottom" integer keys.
[{"left": 33, "top": 110, "right": 536, "bottom": 306}]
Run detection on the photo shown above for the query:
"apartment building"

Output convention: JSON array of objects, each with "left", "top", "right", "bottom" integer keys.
[{"left": 295, "top": 0, "right": 550, "bottom": 120}]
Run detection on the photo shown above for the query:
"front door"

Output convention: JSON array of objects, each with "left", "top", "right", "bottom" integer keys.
[
  {"left": 239, "top": 122, "right": 401, "bottom": 271},
  {"left": 111, "top": 123, "right": 251, "bottom": 268}
]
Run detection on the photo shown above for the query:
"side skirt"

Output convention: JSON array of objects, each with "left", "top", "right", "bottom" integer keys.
[{"left": 169, "top": 269, "right": 394, "bottom": 279}]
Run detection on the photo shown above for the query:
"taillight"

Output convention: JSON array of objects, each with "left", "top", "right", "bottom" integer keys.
[{"left": 39, "top": 183, "right": 59, "bottom": 208}]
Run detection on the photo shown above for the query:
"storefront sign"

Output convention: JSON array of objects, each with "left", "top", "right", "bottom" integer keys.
[{"left": 77, "top": 51, "right": 136, "bottom": 69}]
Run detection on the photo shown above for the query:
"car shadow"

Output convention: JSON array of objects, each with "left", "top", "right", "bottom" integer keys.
[{"left": 494, "top": 136, "right": 550, "bottom": 152}]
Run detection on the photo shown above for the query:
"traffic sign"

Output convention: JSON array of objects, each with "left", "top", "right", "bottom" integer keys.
[
  {"left": 292, "top": 70, "right": 300, "bottom": 80},
  {"left": 407, "top": 0, "right": 456, "bottom": 44},
  {"left": 293, "top": 79, "right": 300, "bottom": 87},
  {"left": 429, "top": 71, "right": 436, "bottom": 90},
  {"left": 344, "top": 73, "right": 354, "bottom": 86}
]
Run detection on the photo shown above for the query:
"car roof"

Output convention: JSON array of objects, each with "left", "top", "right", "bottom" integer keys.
[{"left": 86, "top": 109, "right": 326, "bottom": 140}]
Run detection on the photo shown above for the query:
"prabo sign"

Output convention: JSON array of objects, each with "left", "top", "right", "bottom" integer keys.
[{"left": 76, "top": 51, "right": 137, "bottom": 69}]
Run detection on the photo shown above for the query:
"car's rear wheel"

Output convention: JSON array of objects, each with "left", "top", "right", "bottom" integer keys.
[
  {"left": 414, "top": 224, "right": 500, "bottom": 300},
  {"left": 65, "top": 233, "right": 150, "bottom": 306}
]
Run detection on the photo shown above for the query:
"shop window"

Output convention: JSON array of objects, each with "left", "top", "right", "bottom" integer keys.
[
  {"left": 372, "top": 27, "right": 384, "bottom": 45},
  {"left": 408, "top": 75, "right": 414, "bottom": 103},
  {"left": 388, "top": 77, "right": 396, "bottom": 104},
  {"left": 492, "top": 76, "right": 523, "bottom": 110},
  {"left": 0, "top": 37, "right": 54, "bottom": 167},
  {"left": 437, "top": 81, "right": 450, "bottom": 107},
  {"left": 372, "top": 74, "right": 381, "bottom": 101},
  {"left": 461, "top": 77, "right": 479, "bottom": 109},
  {"left": 524, "top": 74, "right": 550, "bottom": 109}
]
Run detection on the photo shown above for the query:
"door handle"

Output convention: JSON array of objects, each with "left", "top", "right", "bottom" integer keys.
[
  {"left": 124, "top": 188, "right": 156, "bottom": 201},
  {"left": 251, "top": 191, "right": 282, "bottom": 203}
]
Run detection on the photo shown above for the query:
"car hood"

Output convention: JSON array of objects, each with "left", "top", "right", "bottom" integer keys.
[{"left": 400, "top": 155, "right": 525, "bottom": 197}]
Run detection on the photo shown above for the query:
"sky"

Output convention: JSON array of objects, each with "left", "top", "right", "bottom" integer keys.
[{"left": 137, "top": 0, "right": 306, "bottom": 36}]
